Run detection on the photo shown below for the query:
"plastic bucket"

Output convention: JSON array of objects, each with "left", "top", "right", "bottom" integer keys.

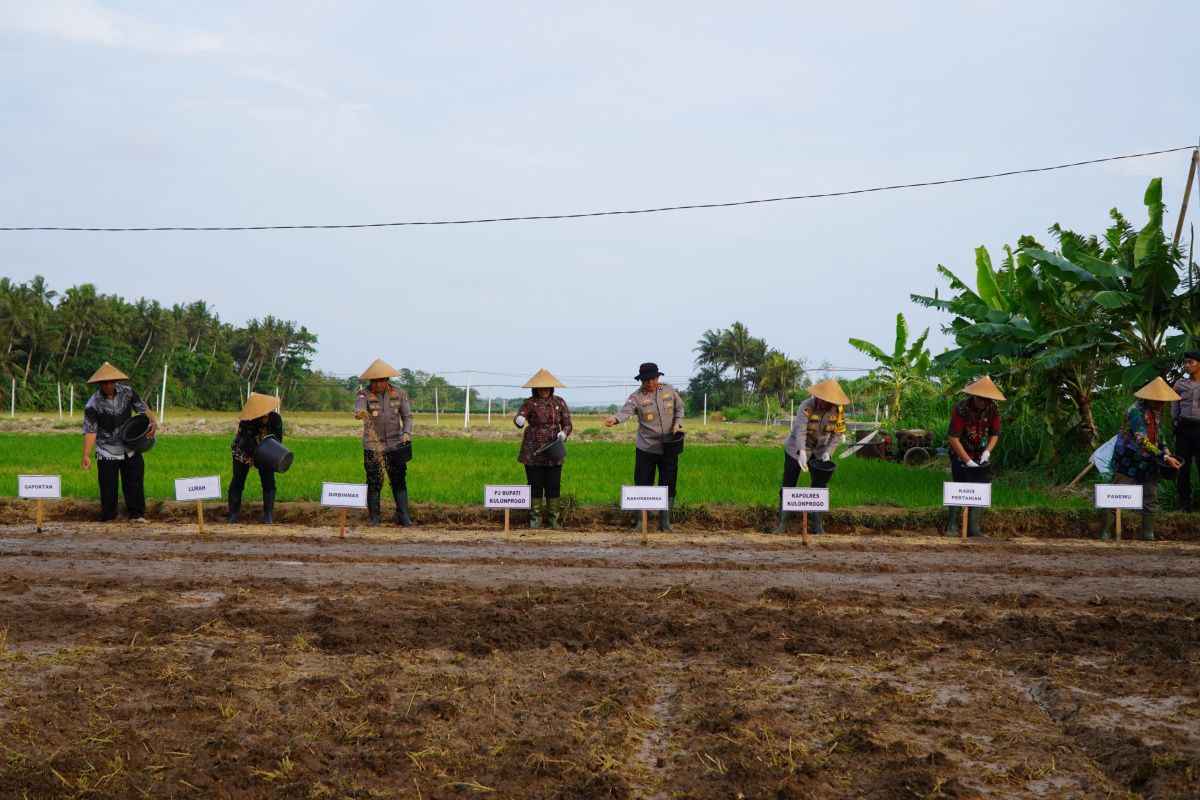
[
  {"left": 386, "top": 441, "right": 413, "bottom": 463},
  {"left": 961, "top": 462, "right": 992, "bottom": 484},
  {"left": 1156, "top": 457, "right": 1180, "bottom": 480},
  {"left": 660, "top": 430, "right": 686, "bottom": 454},
  {"left": 809, "top": 458, "right": 837, "bottom": 488},
  {"left": 119, "top": 415, "right": 156, "bottom": 454},
  {"left": 534, "top": 439, "right": 567, "bottom": 460},
  {"left": 253, "top": 435, "right": 294, "bottom": 473}
]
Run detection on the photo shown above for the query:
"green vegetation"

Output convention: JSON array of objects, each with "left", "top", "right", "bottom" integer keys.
[{"left": 0, "top": 433, "right": 1085, "bottom": 509}]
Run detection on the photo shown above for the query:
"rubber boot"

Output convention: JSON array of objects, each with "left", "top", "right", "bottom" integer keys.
[
  {"left": 1099, "top": 511, "right": 1113, "bottom": 541},
  {"left": 659, "top": 499, "right": 674, "bottom": 532},
  {"left": 967, "top": 507, "right": 983, "bottom": 538},
  {"left": 632, "top": 512, "right": 643, "bottom": 533},
  {"left": 773, "top": 509, "right": 790, "bottom": 534},
  {"left": 547, "top": 497, "right": 563, "bottom": 530},
  {"left": 529, "top": 499, "right": 543, "bottom": 529},
  {"left": 810, "top": 512, "right": 825, "bottom": 534},
  {"left": 393, "top": 489, "right": 414, "bottom": 527},
  {"left": 261, "top": 488, "right": 275, "bottom": 525},
  {"left": 227, "top": 488, "right": 242, "bottom": 523},
  {"left": 367, "top": 490, "right": 381, "bottom": 526},
  {"left": 1141, "top": 513, "right": 1156, "bottom": 542},
  {"left": 944, "top": 508, "right": 960, "bottom": 537}
]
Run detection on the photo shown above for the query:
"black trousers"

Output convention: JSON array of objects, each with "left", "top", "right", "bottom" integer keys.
[
  {"left": 97, "top": 454, "right": 145, "bottom": 521},
  {"left": 634, "top": 448, "right": 679, "bottom": 498},
  {"left": 229, "top": 458, "right": 276, "bottom": 494},
  {"left": 781, "top": 452, "right": 833, "bottom": 490},
  {"left": 524, "top": 465, "right": 562, "bottom": 500},
  {"left": 1177, "top": 420, "right": 1200, "bottom": 507},
  {"left": 364, "top": 450, "right": 407, "bottom": 493}
]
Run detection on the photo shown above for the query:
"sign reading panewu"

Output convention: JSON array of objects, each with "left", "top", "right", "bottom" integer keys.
[{"left": 1094, "top": 484, "right": 1143, "bottom": 510}]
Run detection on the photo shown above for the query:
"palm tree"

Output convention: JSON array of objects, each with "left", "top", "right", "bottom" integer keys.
[
  {"left": 848, "top": 313, "right": 931, "bottom": 423},
  {"left": 757, "top": 350, "right": 804, "bottom": 405}
]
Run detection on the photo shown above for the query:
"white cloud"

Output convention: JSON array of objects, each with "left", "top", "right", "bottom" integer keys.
[{"left": 0, "top": 0, "right": 225, "bottom": 54}]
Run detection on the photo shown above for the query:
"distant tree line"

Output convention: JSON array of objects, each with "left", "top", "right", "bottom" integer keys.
[{"left": 687, "top": 322, "right": 806, "bottom": 417}]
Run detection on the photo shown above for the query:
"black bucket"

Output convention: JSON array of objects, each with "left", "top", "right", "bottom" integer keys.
[
  {"left": 534, "top": 438, "right": 567, "bottom": 460},
  {"left": 386, "top": 440, "right": 413, "bottom": 463},
  {"left": 961, "top": 462, "right": 992, "bottom": 484},
  {"left": 660, "top": 430, "right": 686, "bottom": 454},
  {"left": 253, "top": 435, "right": 294, "bottom": 473},
  {"left": 119, "top": 415, "right": 155, "bottom": 454},
  {"left": 1156, "top": 456, "right": 1180, "bottom": 480},
  {"left": 809, "top": 458, "right": 837, "bottom": 488}
]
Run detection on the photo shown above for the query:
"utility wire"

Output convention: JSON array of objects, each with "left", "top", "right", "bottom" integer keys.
[{"left": 3, "top": 145, "right": 1194, "bottom": 233}]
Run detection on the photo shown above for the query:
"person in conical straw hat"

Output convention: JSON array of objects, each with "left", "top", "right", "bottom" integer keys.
[
  {"left": 1101, "top": 377, "right": 1182, "bottom": 542},
  {"left": 227, "top": 392, "right": 284, "bottom": 525},
  {"left": 945, "top": 375, "right": 1005, "bottom": 538},
  {"left": 513, "top": 369, "right": 573, "bottom": 530},
  {"left": 776, "top": 378, "right": 850, "bottom": 534},
  {"left": 1169, "top": 350, "right": 1200, "bottom": 512},
  {"left": 354, "top": 358, "right": 415, "bottom": 526},
  {"left": 80, "top": 361, "right": 157, "bottom": 523}
]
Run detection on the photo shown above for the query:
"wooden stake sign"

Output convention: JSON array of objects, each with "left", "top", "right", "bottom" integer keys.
[
  {"left": 320, "top": 482, "right": 368, "bottom": 539},
  {"left": 1095, "top": 484, "right": 1143, "bottom": 546},
  {"left": 782, "top": 488, "right": 829, "bottom": 548},
  {"left": 484, "top": 485, "right": 532, "bottom": 541},
  {"left": 174, "top": 476, "right": 221, "bottom": 533},
  {"left": 19, "top": 475, "right": 61, "bottom": 533},
  {"left": 942, "top": 482, "right": 992, "bottom": 543},
  {"left": 621, "top": 486, "right": 668, "bottom": 546}
]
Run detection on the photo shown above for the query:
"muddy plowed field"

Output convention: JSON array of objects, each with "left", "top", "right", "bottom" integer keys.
[{"left": 1, "top": 523, "right": 1198, "bottom": 799}]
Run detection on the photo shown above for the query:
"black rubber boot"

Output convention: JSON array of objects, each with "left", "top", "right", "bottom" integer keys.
[
  {"left": 227, "top": 489, "right": 242, "bottom": 524},
  {"left": 773, "top": 509, "right": 789, "bottom": 534},
  {"left": 1141, "top": 513, "right": 1156, "bottom": 542},
  {"left": 367, "top": 490, "right": 381, "bottom": 526},
  {"left": 967, "top": 507, "right": 983, "bottom": 538},
  {"left": 547, "top": 497, "right": 563, "bottom": 530},
  {"left": 261, "top": 489, "right": 275, "bottom": 525},
  {"left": 810, "top": 512, "right": 825, "bottom": 534},
  {"left": 530, "top": 500, "right": 543, "bottom": 529},
  {"left": 944, "top": 508, "right": 960, "bottom": 537},
  {"left": 393, "top": 489, "right": 414, "bottom": 527},
  {"left": 632, "top": 513, "right": 643, "bottom": 533},
  {"left": 1099, "top": 511, "right": 1113, "bottom": 541},
  {"left": 659, "top": 499, "right": 674, "bottom": 532}
]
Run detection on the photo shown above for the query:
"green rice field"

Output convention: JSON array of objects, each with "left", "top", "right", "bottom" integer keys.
[{"left": 0, "top": 433, "right": 1084, "bottom": 509}]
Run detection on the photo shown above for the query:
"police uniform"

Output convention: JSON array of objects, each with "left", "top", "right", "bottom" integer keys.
[
  {"left": 355, "top": 358, "right": 415, "bottom": 526},
  {"left": 1171, "top": 370, "right": 1200, "bottom": 511},
  {"left": 613, "top": 362, "right": 684, "bottom": 531},
  {"left": 775, "top": 380, "right": 849, "bottom": 534}
]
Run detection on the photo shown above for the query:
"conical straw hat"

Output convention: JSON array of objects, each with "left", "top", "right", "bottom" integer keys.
[
  {"left": 1134, "top": 376, "right": 1181, "bottom": 402},
  {"left": 808, "top": 378, "right": 850, "bottom": 406},
  {"left": 87, "top": 361, "right": 129, "bottom": 384},
  {"left": 522, "top": 368, "right": 565, "bottom": 389},
  {"left": 359, "top": 358, "right": 400, "bottom": 380},
  {"left": 240, "top": 392, "right": 280, "bottom": 421},
  {"left": 962, "top": 376, "right": 1006, "bottom": 401}
]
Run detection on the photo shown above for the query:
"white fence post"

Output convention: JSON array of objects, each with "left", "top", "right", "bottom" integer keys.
[
  {"left": 10, "top": 378, "right": 14, "bottom": 417},
  {"left": 57, "top": 382, "right": 63, "bottom": 419},
  {"left": 160, "top": 362, "right": 168, "bottom": 422},
  {"left": 434, "top": 386, "right": 440, "bottom": 426},
  {"left": 463, "top": 370, "right": 472, "bottom": 429},
  {"left": 703, "top": 393, "right": 707, "bottom": 426},
  {"left": 69, "top": 384, "right": 74, "bottom": 417},
  {"left": 487, "top": 386, "right": 492, "bottom": 426}
]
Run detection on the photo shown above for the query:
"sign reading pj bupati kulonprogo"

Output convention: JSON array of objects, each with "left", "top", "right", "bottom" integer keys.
[
  {"left": 484, "top": 485, "right": 532, "bottom": 509},
  {"left": 174, "top": 475, "right": 222, "bottom": 501},
  {"left": 781, "top": 487, "right": 829, "bottom": 512},
  {"left": 942, "top": 482, "right": 992, "bottom": 508},
  {"left": 18, "top": 475, "right": 61, "bottom": 499},
  {"left": 621, "top": 486, "right": 669, "bottom": 511},
  {"left": 321, "top": 482, "right": 368, "bottom": 508},
  {"left": 1095, "top": 484, "right": 1143, "bottom": 510}
]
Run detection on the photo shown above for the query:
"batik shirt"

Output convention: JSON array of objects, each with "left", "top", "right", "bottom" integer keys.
[
  {"left": 515, "top": 394, "right": 572, "bottom": 466},
  {"left": 82, "top": 385, "right": 149, "bottom": 459},
  {"left": 232, "top": 412, "right": 284, "bottom": 465},
  {"left": 948, "top": 398, "right": 1001, "bottom": 462},
  {"left": 1113, "top": 400, "right": 1166, "bottom": 481}
]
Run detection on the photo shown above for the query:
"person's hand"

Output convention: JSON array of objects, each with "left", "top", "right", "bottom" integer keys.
[
  {"left": 672, "top": 423, "right": 682, "bottom": 434},
  {"left": 965, "top": 459, "right": 979, "bottom": 468},
  {"left": 402, "top": 433, "right": 411, "bottom": 445},
  {"left": 797, "top": 449, "right": 808, "bottom": 472},
  {"left": 1166, "top": 455, "right": 1182, "bottom": 469},
  {"left": 556, "top": 430, "right": 566, "bottom": 441},
  {"left": 514, "top": 414, "right": 526, "bottom": 428},
  {"left": 81, "top": 454, "right": 91, "bottom": 471},
  {"left": 979, "top": 450, "right": 991, "bottom": 465},
  {"left": 604, "top": 416, "right": 617, "bottom": 427},
  {"left": 355, "top": 410, "right": 368, "bottom": 420},
  {"left": 147, "top": 421, "right": 157, "bottom": 440}
]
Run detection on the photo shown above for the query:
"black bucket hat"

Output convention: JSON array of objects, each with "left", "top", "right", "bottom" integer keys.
[
  {"left": 1184, "top": 350, "right": 1200, "bottom": 362},
  {"left": 635, "top": 362, "right": 664, "bottom": 381}
]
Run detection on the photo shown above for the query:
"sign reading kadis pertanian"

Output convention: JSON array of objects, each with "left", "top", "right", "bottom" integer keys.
[
  {"left": 484, "top": 485, "right": 532, "bottom": 509},
  {"left": 1094, "top": 484, "right": 1144, "bottom": 510},
  {"left": 174, "top": 475, "right": 222, "bottom": 501},
  {"left": 620, "top": 485, "right": 669, "bottom": 511},
  {"left": 321, "top": 482, "right": 368, "bottom": 508},
  {"left": 18, "top": 475, "right": 62, "bottom": 499},
  {"left": 781, "top": 487, "right": 829, "bottom": 512},
  {"left": 942, "top": 482, "right": 992, "bottom": 508}
]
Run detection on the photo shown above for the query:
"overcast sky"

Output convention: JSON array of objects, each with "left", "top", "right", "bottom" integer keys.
[{"left": 2, "top": 1, "right": 1198, "bottom": 404}]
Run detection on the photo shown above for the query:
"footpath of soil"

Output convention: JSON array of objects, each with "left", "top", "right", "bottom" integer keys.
[{"left": 1, "top": 521, "right": 1198, "bottom": 799}]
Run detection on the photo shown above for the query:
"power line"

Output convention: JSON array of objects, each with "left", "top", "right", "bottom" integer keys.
[{"left": 3, "top": 145, "right": 1194, "bottom": 233}]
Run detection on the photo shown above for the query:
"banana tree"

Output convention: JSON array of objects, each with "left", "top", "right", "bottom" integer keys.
[{"left": 848, "top": 313, "right": 932, "bottom": 423}]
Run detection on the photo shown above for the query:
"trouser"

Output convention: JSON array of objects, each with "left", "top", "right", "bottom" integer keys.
[
  {"left": 524, "top": 465, "right": 563, "bottom": 500},
  {"left": 1112, "top": 472, "right": 1160, "bottom": 514},
  {"left": 97, "top": 454, "right": 145, "bottom": 521},
  {"left": 229, "top": 458, "right": 276, "bottom": 495},
  {"left": 364, "top": 449, "right": 408, "bottom": 492},
  {"left": 635, "top": 448, "right": 679, "bottom": 497},
  {"left": 948, "top": 457, "right": 989, "bottom": 536},
  {"left": 1176, "top": 420, "right": 1200, "bottom": 509},
  {"left": 781, "top": 452, "right": 833, "bottom": 490}
]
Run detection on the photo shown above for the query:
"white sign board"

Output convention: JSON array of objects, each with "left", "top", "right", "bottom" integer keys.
[
  {"left": 942, "top": 482, "right": 992, "bottom": 508},
  {"left": 484, "top": 484, "right": 532, "bottom": 509},
  {"left": 1095, "top": 484, "right": 1144, "bottom": 510},
  {"left": 174, "top": 475, "right": 222, "bottom": 501},
  {"left": 621, "top": 485, "right": 669, "bottom": 511},
  {"left": 18, "top": 475, "right": 61, "bottom": 499},
  {"left": 781, "top": 487, "right": 829, "bottom": 512},
  {"left": 321, "top": 482, "right": 368, "bottom": 508}
]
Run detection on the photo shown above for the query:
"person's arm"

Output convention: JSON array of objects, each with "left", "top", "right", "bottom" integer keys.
[
  {"left": 671, "top": 389, "right": 684, "bottom": 434},
  {"left": 354, "top": 392, "right": 369, "bottom": 420},
  {"left": 605, "top": 394, "right": 638, "bottom": 426},
  {"left": 82, "top": 432, "right": 97, "bottom": 470},
  {"left": 558, "top": 398, "right": 573, "bottom": 439},
  {"left": 399, "top": 391, "right": 413, "bottom": 442},
  {"left": 82, "top": 404, "right": 98, "bottom": 469},
  {"left": 129, "top": 390, "right": 157, "bottom": 438},
  {"left": 514, "top": 398, "right": 533, "bottom": 428},
  {"left": 271, "top": 413, "right": 283, "bottom": 442}
]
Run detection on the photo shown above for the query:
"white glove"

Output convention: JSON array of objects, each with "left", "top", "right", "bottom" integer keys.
[
  {"left": 965, "top": 459, "right": 979, "bottom": 468},
  {"left": 556, "top": 430, "right": 566, "bottom": 441},
  {"left": 797, "top": 450, "right": 809, "bottom": 472},
  {"left": 514, "top": 415, "right": 526, "bottom": 428},
  {"left": 980, "top": 450, "right": 991, "bottom": 465}
]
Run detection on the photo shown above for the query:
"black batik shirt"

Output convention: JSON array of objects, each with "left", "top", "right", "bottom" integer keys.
[{"left": 82, "top": 385, "right": 149, "bottom": 459}]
